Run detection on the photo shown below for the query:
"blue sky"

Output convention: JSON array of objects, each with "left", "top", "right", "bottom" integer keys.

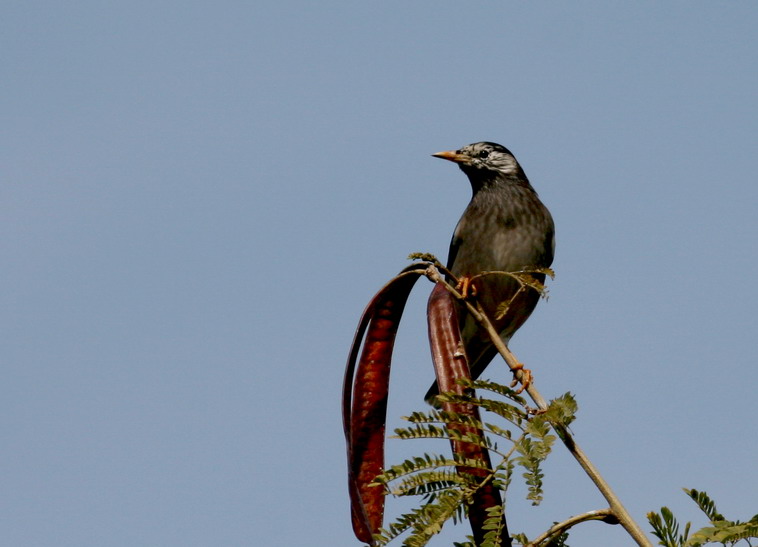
[{"left": 3, "top": 2, "right": 757, "bottom": 546}]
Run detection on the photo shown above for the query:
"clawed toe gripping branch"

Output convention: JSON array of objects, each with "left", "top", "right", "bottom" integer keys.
[{"left": 343, "top": 256, "right": 652, "bottom": 546}]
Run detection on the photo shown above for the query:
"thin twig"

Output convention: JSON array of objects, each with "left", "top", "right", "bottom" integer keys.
[
  {"left": 423, "top": 263, "right": 653, "bottom": 547},
  {"left": 527, "top": 509, "right": 618, "bottom": 547}
]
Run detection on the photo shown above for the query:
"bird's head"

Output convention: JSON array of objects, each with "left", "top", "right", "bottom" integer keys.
[{"left": 432, "top": 142, "right": 523, "bottom": 183}]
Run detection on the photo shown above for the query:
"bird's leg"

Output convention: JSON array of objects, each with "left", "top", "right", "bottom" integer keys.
[
  {"left": 508, "top": 361, "right": 532, "bottom": 394},
  {"left": 455, "top": 276, "right": 477, "bottom": 299}
]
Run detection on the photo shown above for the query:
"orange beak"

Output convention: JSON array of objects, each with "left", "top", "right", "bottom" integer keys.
[{"left": 432, "top": 150, "right": 469, "bottom": 163}]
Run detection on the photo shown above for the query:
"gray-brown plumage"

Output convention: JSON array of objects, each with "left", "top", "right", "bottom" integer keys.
[{"left": 425, "top": 142, "right": 555, "bottom": 403}]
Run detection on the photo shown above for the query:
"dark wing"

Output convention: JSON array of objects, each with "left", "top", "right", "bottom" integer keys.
[
  {"left": 445, "top": 213, "right": 469, "bottom": 274},
  {"left": 446, "top": 233, "right": 462, "bottom": 273}
]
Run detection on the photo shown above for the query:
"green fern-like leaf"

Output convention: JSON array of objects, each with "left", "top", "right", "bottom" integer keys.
[
  {"left": 684, "top": 489, "right": 724, "bottom": 522},
  {"left": 542, "top": 392, "right": 578, "bottom": 428},
  {"left": 495, "top": 287, "right": 529, "bottom": 320},
  {"left": 648, "top": 507, "right": 687, "bottom": 547},
  {"left": 514, "top": 437, "right": 548, "bottom": 505},
  {"left": 405, "top": 410, "right": 444, "bottom": 423},
  {"left": 374, "top": 510, "right": 420, "bottom": 545},
  {"left": 544, "top": 530, "right": 571, "bottom": 546},
  {"left": 405, "top": 409, "right": 484, "bottom": 429},
  {"left": 380, "top": 454, "right": 441, "bottom": 480},
  {"left": 478, "top": 504, "right": 508, "bottom": 546},
  {"left": 444, "top": 428, "right": 494, "bottom": 449},
  {"left": 407, "top": 252, "right": 441, "bottom": 264},
  {"left": 684, "top": 521, "right": 758, "bottom": 546},
  {"left": 512, "top": 532, "right": 531, "bottom": 545},
  {"left": 394, "top": 490, "right": 466, "bottom": 546},
  {"left": 389, "top": 470, "right": 472, "bottom": 497},
  {"left": 467, "top": 379, "right": 528, "bottom": 404},
  {"left": 475, "top": 398, "right": 529, "bottom": 428},
  {"left": 534, "top": 266, "right": 556, "bottom": 279},
  {"left": 375, "top": 454, "right": 461, "bottom": 485},
  {"left": 679, "top": 489, "right": 758, "bottom": 546},
  {"left": 493, "top": 459, "right": 514, "bottom": 493},
  {"left": 524, "top": 414, "right": 552, "bottom": 439},
  {"left": 394, "top": 423, "right": 453, "bottom": 441},
  {"left": 375, "top": 453, "right": 495, "bottom": 489},
  {"left": 483, "top": 421, "right": 514, "bottom": 442}
]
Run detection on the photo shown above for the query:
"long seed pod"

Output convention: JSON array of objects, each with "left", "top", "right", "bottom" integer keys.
[
  {"left": 343, "top": 265, "right": 424, "bottom": 543},
  {"left": 427, "top": 282, "right": 511, "bottom": 546}
]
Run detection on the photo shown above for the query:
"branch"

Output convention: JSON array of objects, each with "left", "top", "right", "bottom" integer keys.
[{"left": 527, "top": 509, "right": 618, "bottom": 547}]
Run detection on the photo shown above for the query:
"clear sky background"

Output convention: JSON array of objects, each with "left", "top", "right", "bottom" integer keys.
[{"left": 3, "top": 2, "right": 756, "bottom": 546}]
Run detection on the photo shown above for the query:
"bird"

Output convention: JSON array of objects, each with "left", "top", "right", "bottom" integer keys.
[{"left": 425, "top": 142, "right": 555, "bottom": 403}]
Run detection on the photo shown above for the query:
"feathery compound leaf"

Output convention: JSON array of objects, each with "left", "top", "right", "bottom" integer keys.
[
  {"left": 685, "top": 521, "right": 758, "bottom": 546},
  {"left": 374, "top": 508, "right": 426, "bottom": 545},
  {"left": 647, "top": 488, "right": 758, "bottom": 547},
  {"left": 375, "top": 453, "right": 495, "bottom": 489},
  {"left": 484, "top": 422, "right": 514, "bottom": 442},
  {"left": 396, "top": 413, "right": 495, "bottom": 450},
  {"left": 475, "top": 398, "right": 529, "bottom": 427},
  {"left": 480, "top": 505, "right": 508, "bottom": 547},
  {"left": 647, "top": 507, "right": 687, "bottom": 547},
  {"left": 544, "top": 530, "right": 571, "bottom": 546},
  {"left": 471, "top": 268, "right": 553, "bottom": 296},
  {"left": 474, "top": 506, "right": 508, "bottom": 547},
  {"left": 510, "top": 272, "right": 547, "bottom": 294},
  {"left": 522, "top": 415, "right": 556, "bottom": 457},
  {"left": 389, "top": 470, "right": 470, "bottom": 497},
  {"left": 375, "top": 490, "right": 468, "bottom": 546},
  {"left": 514, "top": 437, "right": 548, "bottom": 505},
  {"left": 524, "top": 415, "right": 552, "bottom": 439},
  {"left": 511, "top": 532, "right": 529, "bottom": 545},
  {"left": 543, "top": 392, "right": 578, "bottom": 428},
  {"left": 494, "top": 287, "right": 528, "bottom": 320},
  {"left": 407, "top": 252, "right": 441, "bottom": 264},
  {"left": 493, "top": 459, "right": 514, "bottom": 493},
  {"left": 467, "top": 379, "right": 528, "bottom": 405},
  {"left": 534, "top": 266, "right": 556, "bottom": 279},
  {"left": 684, "top": 488, "right": 724, "bottom": 522},
  {"left": 405, "top": 410, "right": 445, "bottom": 423},
  {"left": 375, "top": 454, "right": 461, "bottom": 484},
  {"left": 404, "top": 409, "right": 487, "bottom": 433},
  {"left": 393, "top": 423, "right": 451, "bottom": 441}
]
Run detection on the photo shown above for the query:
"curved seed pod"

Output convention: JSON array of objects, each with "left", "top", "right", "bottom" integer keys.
[
  {"left": 343, "top": 265, "right": 424, "bottom": 543},
  {"left": 427, "top": 282, "right": 511, "bottom": 546}
]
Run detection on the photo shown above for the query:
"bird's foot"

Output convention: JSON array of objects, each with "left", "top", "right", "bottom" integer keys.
[
  {"left": 455, "top": 276, "right": 477, "bottom": 299},
  {"left": 508, "top": 361, "right": 532, "bottom": 394}
]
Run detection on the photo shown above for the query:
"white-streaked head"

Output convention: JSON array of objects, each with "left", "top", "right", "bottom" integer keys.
[{"left": 432, "top": 142, "right": 521, "bottom": 179}]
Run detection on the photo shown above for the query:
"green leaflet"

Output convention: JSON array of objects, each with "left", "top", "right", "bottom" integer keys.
[{"left": 648, "top": 489, "right": 757, "bottom": 547}]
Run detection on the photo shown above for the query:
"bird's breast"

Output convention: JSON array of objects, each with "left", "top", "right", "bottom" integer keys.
[{"left": 450, "top": 187, "right": 554, "bottom": 277}]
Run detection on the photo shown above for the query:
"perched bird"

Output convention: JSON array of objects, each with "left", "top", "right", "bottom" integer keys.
[{"left": 425, "top": 142, "right": 555, "bottom": 403}]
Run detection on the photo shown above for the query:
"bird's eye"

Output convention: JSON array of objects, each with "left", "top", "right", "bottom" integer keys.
[{"left": 478, "top": 150, "right": 490, "bottom": 159}]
